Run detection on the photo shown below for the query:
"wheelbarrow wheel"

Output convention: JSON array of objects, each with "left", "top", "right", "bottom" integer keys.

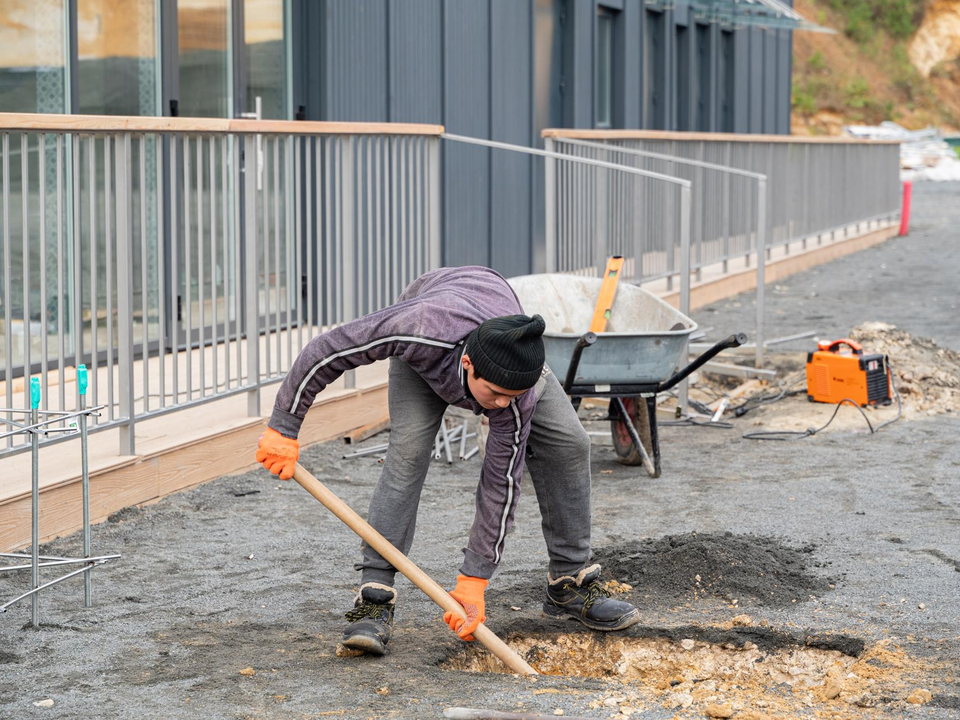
[{"left": 610, "top": 397, "right": 655, "bottom": 471}]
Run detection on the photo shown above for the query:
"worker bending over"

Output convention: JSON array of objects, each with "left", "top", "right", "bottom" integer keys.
[{"left": 256, "top": 266, "right": 639, "bottom": 655}]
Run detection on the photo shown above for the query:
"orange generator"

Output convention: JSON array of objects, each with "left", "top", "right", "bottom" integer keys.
[{"left": 806, "top": 339, "right": 892, "bottom": 406}]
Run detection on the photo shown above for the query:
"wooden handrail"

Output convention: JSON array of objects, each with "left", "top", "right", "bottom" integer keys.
[
  {"left": 0, "top": 112, "right": 444, "bottom": 137},
  {"left": 542, "top": 128, "right": 901, "bottom": 145}
]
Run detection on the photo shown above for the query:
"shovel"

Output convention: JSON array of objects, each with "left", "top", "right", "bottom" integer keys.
[{"left": 291, "top": 464, "right": 538, "bottom": 675}]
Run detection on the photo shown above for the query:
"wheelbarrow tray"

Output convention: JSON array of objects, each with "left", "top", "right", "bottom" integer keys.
[{"left": 508, "top": 274, "right": 698, "bottom": 385}]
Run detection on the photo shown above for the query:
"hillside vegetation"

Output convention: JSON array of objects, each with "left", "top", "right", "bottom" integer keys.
[{"left": 791, "top": 0, "right": 960, "bottom": 134}]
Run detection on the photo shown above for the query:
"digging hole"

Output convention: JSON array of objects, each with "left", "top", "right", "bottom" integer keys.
[
  {"left": 445, "top": 631, "right": 857, "bottom": 684},
  {"left": 443, "top": 631, "right": 926, "bottom": 715}
]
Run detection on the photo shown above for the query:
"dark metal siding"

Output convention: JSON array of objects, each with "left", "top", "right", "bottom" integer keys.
[
  {"left": 490, "top": 0, "right": 534, "bottom": 276},
  {"left": 443, "top": 0, "right": 492, "bottom": 268},
  {"left": 322, "top": 0, "right": 389, "bottom": 121},
  {"left": 299, "top": 0, "right": 798, "bottom": 277},
  {"left": 389, "top": 0, "right": 443, "bottom": 123}
]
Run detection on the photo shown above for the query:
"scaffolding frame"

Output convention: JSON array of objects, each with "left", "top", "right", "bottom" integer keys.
[{"left": 0, "top": 366, "right": 120, "bottom": 627}]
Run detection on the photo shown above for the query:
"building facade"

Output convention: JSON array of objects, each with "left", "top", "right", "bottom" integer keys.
[{"left": 1, "top": 0, "right": 795, "bottom": 276}]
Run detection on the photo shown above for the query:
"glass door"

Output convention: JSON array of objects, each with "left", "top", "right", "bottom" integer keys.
[{"left": 172, "top": 0, "right": 290, "bottom": 381}]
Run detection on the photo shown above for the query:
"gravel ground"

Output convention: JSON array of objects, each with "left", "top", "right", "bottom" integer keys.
[{"left": 1, "top": 182, "right": 958, "bottom": 720}]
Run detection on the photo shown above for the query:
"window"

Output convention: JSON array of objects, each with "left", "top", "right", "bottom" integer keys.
[
  {"left": 77, "top": 0, "right": 159, "bottom": 116},
  {"left": 178, "top": 0, "right": 232, "bottom": 118},
  {"left": 595, "top": 8, "right": 614, "bottom": 128},
  {"left": 0, "top": 0, "right": 67, "bottom": 114},
  {"left": 244, "top": 0, "right": 286, "bottom": 120}
]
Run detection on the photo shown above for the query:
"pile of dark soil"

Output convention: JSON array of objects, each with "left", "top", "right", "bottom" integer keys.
[{"left": 594, "top": 532, "right": 834, "bottom": 607}]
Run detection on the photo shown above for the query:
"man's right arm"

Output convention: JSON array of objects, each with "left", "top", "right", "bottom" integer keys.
[
  {"left": 269, "top": 297, "right": 433, "bottom": 439},
  {"left": 256, "top": 298, "right": 437, "bottom": 480}
]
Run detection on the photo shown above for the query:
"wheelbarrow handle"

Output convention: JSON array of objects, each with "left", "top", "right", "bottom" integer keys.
[
  {"left": 657, "top": 332, "right": 748, "bottom": 393},
  {"left": 563, "top": 332, "right": 597, "bottom": 393}
]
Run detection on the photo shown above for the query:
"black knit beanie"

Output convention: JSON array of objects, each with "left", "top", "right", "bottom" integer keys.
[{"left": 466, "top": 314, "right": 546, "bottom": 391}]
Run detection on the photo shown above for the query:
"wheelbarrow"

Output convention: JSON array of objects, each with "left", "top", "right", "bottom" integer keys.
[{"left": 509, "top": 274, "right": 746, "bottom": 478}]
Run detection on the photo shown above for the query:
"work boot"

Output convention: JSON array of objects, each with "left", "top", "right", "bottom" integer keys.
[
  {"left": 341, "top": 582, "right": 396, "bottom": 656},
  {"left": 543, "top": 564, "right": 640, "bottom": 631}
]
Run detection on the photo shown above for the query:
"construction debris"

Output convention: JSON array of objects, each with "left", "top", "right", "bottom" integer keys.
[
  {"left": 692, "top": 323, "right": 960, "bottom": 435},
  {"left": 849, "top": 322, "right": 960, "bottom": 414},
  {"left": 845, "top": 121, "right": 960, "bottom": 181}
]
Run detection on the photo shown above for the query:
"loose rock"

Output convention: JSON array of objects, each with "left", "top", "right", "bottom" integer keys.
[
  {"left": 239, "top": 667, "right": 255, "bottom": 677},
  {"left": 335, "top": 644, "right": 365, "bottom": 658},
  {"left": 906, "top": 689, "right": 932, "bottom": 704},
  {"left": 33, "top": 699, "right": 55, "bottom": 708},
  {"left": 820, "top": 679, "right": 843, "bottom": 700},
  {"left": 704, "top": 703, "right": 735, "bottom": 718},
  {"left": 680, "top": 638, "right": 695, "bottom": 650}
]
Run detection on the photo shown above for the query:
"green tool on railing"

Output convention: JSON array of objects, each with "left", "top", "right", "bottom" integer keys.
[
  {"left": 30, "top": 377, "right": 40, "bottom": 409},
  {"left": 78, "top": 364, "right": 88, "bottom": 396}
]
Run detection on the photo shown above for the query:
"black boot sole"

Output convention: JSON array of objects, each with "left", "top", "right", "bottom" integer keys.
[
  {"left": 542, "top": 602, "right": 641, "bottom": 631},
  {"left": 341, "top": 633, "right": 388, "bottom": 656}
]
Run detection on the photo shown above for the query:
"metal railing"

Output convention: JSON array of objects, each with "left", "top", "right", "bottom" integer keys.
[
  {"left": 545, "top": 131, "right": 901, "bottom": 282},
  {"left": 544, "top": 130, "right": 902, "bottom": 368},
  {"left": 0, "top": 113, "right": 442, "bottom": 458},
  {"left": 548, "top": 137, "right": 769, "bottom": 367},
  {"left": 443, "top": 132, "right": 696, "bottom": 408},
  {"left": 0, "top": 115, "right": 903, "bottom": 460}
]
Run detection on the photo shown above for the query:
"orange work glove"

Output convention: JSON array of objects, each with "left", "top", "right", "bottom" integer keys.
[
  {"left": 443, "top": 575, "right": 488, "bottom": 641},
  {"left": 256, "top": 427, "right": 299, "bottom": 480}
]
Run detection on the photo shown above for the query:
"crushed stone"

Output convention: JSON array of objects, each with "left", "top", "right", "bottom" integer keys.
[{"left": 445, "top": 633, "right": 932, "bottom": 720}]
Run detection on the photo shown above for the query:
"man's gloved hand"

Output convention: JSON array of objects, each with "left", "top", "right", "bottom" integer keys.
[
  {"left": 444, "top": 575, "right": 488, "bottom": 641},
  {"left": 256, "top": 427, "right": 300, "bottom": 480}
]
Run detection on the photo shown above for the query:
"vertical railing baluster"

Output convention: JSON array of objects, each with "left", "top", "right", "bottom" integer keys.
[
  {"left": 210, "top": 134, "right": 218, "bottom": 394},
  {"left": 342, "top": 136, "right": 355, "bottom": 390},
  {"left": 21, "top": 134, "right": 31, "bottom": 416},
  {"left": 116, "top": 133, "right": 135, "bottom": 455},
  {"left": 197, "top": 135, "right": 205, "bottom": 397},
  {"left": 171, "top": 135, "right": 180, "bottom": 405},
  {"left": 273, "top": 136, "right": 281, "bottom": 373},
  {"left": 140, "top": 135, "right": 149, "bottom": 413},
  {"left": 105, "top": 135, "right": 114, "bottom": 421},
  {"left": 39, "top": 134, "right": 49, "bottom": 416},
  {"left": 286, "top": 135, "right": 293, "bottom": 369},
  {"left": 243, "top": 134, "right": 260, "bottom": 416},
  {"left": 157, "top": 134, "right": 166, "bottom": 409},
  {"left": 221, "top": 135, "right": 229, "bottom": 391},
  {"left": 2, "top": 134, "right": 11, "bottom": 447},
  {"left": 56, "top": 135, "right": 65, "bottom": 423},
  {"left": 262, "top": 136, "right": 270, "bottom": 378},
  {"left": 183, "top": 135, "right": 192, "bottom": 402},
  {"left": 294, "top": 136, "right": 303, "bottom": 354}
]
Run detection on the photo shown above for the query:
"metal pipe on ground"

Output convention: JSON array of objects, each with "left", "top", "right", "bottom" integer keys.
[{"left": 444, "top": 708, "right": 603, "bottom": 720}]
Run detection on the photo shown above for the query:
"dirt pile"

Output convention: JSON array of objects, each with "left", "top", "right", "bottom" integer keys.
[
  {"left": 593, "top": 533, "right": 833, "bottom": 607},
  {"left": 446, "top": 633, "right": 933, "bottom": 719},
  {"left": 850, "top": 321, "right": 960, "bottom": 414}
]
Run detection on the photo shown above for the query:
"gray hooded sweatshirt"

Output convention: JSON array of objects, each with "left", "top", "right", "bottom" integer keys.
[{"left": 269, "top": 266, "right": 537, "bottom": 579}]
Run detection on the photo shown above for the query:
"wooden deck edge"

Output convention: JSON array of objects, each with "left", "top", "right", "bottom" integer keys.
[
  {"left": 658, "top": 225, "right": 900, "bottom": 311},
  {"left": 0, "top": 383, "right": 389, "bottom": 551}
]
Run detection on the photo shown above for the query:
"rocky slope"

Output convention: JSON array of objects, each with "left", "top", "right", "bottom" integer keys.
[{"left": 792, "top": 0, "right": 960, "bottom": 135}]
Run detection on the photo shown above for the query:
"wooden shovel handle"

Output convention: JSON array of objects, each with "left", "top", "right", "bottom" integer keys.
[{"left": 291, "top": 464, "right": 538, "bottom": 675}]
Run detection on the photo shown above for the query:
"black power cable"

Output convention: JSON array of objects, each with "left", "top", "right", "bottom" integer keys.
[{"left": 743, "top": 363, "right": 902, "bottom": 441}]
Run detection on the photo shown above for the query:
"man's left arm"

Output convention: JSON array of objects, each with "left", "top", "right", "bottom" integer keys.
[{"left": 444, "top": 397, "right": 533, "bottom": 641}]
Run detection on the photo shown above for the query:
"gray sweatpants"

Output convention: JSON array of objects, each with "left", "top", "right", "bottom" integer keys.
[{"left": 357, "top": 358, "right": 592, "bottom": 586}]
